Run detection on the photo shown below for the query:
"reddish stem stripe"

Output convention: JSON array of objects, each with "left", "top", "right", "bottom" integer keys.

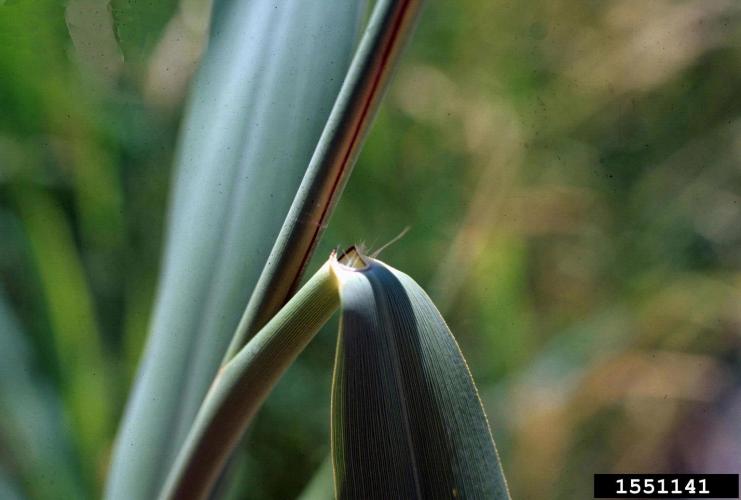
[{"left": 289, "top": 0, "right": 419, "bottom": 293}]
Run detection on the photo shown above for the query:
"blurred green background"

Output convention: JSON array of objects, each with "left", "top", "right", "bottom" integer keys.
[{"left": 1, "top": 0, "right": 741, "bottom": 498}]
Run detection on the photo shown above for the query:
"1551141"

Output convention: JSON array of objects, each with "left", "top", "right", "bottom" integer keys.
[{"left": 594, "top": 474, "right": 739, "bottom": 498}]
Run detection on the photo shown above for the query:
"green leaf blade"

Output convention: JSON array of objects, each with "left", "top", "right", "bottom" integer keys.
[
  {"left": 106, "top": 2, "right": 363, "bottom": 498},
  {"left": 332, "top": 254, "right": 510, "bottom": 499},
  {"left": 166, "top": 0, "right": 364, "bottom": 453},
  {"left": 15, "top": 190, "right": 113, "bottom": 495}
]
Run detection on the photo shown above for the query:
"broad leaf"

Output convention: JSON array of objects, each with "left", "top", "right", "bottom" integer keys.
[
  {"left": 106, "top": 2, "right": 364, "bottom": 498},
  {"left": 331, "top": 250, "right": 511, "bottom": 499}
]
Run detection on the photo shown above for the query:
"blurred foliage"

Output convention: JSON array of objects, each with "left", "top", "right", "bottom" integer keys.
[{"left": 1, "top": 0, "right": 740, "bottom": 499}]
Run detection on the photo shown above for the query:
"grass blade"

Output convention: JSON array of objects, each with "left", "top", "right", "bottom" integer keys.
[
  {"left": 331, "top": 249, "right": 511, "bottom": 499},
  {"left": 15, "top": 190, "right": 112, "bottom": 494},
  {"left": 158, "top": 262, "right": 340, "bottom": 500},
  {"left": 225, "top": 0, "right": 424, "bottom": 358},
  {"left": 106, "top": 2, "right": 363, "bottom": 498}
]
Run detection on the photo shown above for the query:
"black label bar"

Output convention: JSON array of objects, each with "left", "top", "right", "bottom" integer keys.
[{"left": 594, "top": 474, "right": 739, "bottom": 498}]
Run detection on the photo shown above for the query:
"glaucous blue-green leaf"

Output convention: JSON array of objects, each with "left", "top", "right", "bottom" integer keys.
[
  {"left": 331, "top": 250, "right": 511, "bottom": 499},
  {"left": 106, "top": 2, "right": 364, "bottom": 498}
]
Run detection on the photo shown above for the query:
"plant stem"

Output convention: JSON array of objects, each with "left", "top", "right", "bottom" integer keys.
[
  {"left": 158, "top": 262, "right": 340, "bottom": 500},
  {"left": 224, "top": 0, "right": 424, "bottom": 360}
]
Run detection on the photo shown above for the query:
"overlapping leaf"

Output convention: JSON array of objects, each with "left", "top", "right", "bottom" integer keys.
[
  {"left": 106, "top": 2, "right": 363, "bottom": 498},
  {"left": 331, "top": 252, "right": 510, "bottom": 499},
  {"left": 226, "top": 0, "right": 424, "bottom": 357},
  {"left": 158, "top": 249, "right": 510, "bottom": 499}
]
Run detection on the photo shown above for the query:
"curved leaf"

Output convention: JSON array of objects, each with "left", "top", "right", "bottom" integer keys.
[
  {"left": 331, "top": 251, "right": 510, "bottom": 499},
  {"left": 158, "top": 262, "right": 340, "bottom": 500}
]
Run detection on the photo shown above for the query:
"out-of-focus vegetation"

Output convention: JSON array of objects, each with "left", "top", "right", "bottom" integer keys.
[{"left": 1, "top": 0, "right": 740, "bottom": 499}]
